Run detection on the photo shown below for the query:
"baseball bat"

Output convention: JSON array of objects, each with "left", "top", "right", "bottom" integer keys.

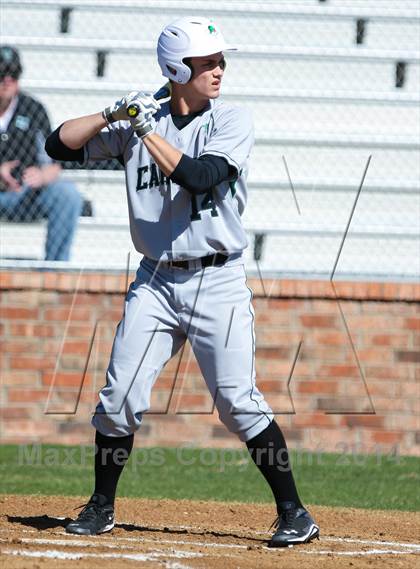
[{"left": 127, "top": 82, "right": 172, "bottom": 118}]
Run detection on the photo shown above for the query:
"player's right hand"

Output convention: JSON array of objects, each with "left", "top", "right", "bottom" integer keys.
[
  {"left": 103, "top": 91, "right": 160, "bottom": 124},
  {"left": 0, "top": 160, "right": 21, "bottom": 192}
]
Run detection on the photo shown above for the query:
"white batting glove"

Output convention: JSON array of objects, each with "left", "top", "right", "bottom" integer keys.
[
  {"left": 128, "top": 93, "right": 161, "bottom": 139},
  {"left": 102, "top": 91, "right": 160, "bottom": 130}
]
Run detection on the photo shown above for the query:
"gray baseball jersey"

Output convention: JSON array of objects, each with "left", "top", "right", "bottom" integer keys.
[
  {"left": 84, "top": 99, "right": 253, "bottom": 260},
  {"left": 89, "top": 97, "right": 274, "bottom": 442}
]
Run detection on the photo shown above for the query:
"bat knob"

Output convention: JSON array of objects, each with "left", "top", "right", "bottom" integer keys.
[{"left": 127, "top": 104, "right": 140, "bottom": 118}]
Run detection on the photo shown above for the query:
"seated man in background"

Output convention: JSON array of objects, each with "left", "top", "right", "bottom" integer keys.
[{"left": 0, "top": 45, "right": 82, "bottom": 261}]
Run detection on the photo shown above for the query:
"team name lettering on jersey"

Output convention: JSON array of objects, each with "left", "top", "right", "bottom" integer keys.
[{"left": 136, "top": 163, "right": 170, "bottom": 191}]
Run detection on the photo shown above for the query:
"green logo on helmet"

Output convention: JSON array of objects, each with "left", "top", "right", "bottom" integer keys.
[{"left": 208, "top": 25, "right": 216, "bottom": 34}]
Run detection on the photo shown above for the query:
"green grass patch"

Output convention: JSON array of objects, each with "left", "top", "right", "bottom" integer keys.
[{"left": 0, "top": 444, "right": 418, "bottom": 511}]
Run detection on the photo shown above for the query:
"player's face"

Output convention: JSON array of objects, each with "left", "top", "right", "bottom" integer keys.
[
  {"left": 0, "top": 75, "right": 19, "bottom": 112},
  {"left": 188, "top": 52, "right": 226, "bottom": 100}
]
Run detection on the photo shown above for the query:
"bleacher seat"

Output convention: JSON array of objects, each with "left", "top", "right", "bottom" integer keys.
[{"left": 1, "top": 0, "right": 419, "bottom": 279}]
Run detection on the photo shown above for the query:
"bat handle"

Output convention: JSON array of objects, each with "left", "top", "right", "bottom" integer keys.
[
  {"left": 126, "top": 83, "right": 171, "bottom": 118},
  {"left": 127, "top": 103, "right": 140, "bottom": 118}
]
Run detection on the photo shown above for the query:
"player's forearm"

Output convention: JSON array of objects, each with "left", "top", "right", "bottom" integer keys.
[
  {"left": 59, "top": 112, "right": 107, "bottom": 150},
  {"left": 142, "top": 133, "right": 182, "bottom": 177}
]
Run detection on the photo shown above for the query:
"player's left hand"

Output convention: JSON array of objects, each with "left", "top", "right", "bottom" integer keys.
[
  {"left": 128, "top": 92, "right": 161, "bottom": 139},
  {"left": 103, "top": 91, "right": 160, "bottom": 134}
]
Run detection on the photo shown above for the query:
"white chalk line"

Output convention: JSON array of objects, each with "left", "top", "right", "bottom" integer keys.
[
  {"left": 323, "top": 536, "right": 420, "bottom": 550},
  {"left": 0, "top": 535, "right": 246, "bottom": 551},
  {"left": 1, "top": 549, "right": 194, "bottom": 569},
  {"left": 1, "top": 534, "right": 419, "bottom": 560},
  {"left": 1, "top": 521, "right": 420, "bottom": 558},
  {"left": 300, "top": 549, "right": 418, "bottom": 556},
  {"left": 2, "top": 527, "right": 420, "bottom": 555},
  {"left": 98, "top": 519, "right": 420, "bottom": 551}
]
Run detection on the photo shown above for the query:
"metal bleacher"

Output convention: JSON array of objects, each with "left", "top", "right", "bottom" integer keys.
[{"left": 1, "top": 0, "right": 419, "bottom": 279}]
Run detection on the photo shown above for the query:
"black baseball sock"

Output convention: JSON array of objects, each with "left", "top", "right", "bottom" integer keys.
[
  {"left": 94, "top": 430, "right": 134, "bottom": 506},
  {"left": 246, "top": 420, "right": 302, "bottom": 513}
]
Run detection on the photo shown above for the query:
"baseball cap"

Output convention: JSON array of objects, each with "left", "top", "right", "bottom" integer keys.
[{"left": 0, "top": 46, "right": 23, "bottom": 80}]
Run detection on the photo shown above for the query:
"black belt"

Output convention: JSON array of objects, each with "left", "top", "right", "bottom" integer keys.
[{"left": 166, "top": 252, "right": 229, "bottom": 270}]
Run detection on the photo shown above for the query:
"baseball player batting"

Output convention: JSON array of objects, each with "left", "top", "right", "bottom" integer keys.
[{"left": 46, "top": 16, "right": 319, "bottom": 547}]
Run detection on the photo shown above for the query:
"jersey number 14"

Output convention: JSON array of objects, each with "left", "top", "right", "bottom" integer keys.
[{"left": 190, "top": 188, "right": 219, "bottom": 221}]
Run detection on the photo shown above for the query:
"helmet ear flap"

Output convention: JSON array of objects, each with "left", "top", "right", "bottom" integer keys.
[
  {"left": 166, "top": 64, "right": 177, "bottom": 77},
  {"left": 182, "top": 57, "right": 193, "bottom": 82},
  {"left": 163, "top": 60, "right": 192, "bottom": 84}
]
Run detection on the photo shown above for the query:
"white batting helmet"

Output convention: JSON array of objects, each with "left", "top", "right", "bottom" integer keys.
[{"left": 157, "top": 17, "right": 237, "bottom": 84}]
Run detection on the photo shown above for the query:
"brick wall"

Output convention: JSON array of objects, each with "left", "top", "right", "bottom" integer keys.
[{"left": 1, "top": 270, "right": 419, "bottom": 455}]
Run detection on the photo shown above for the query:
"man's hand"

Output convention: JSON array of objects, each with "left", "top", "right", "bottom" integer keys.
[
  {"left": 103, "top": 91, "right": 161, "bottom": 135},
  {"left": 0, "top": 160, "right": 21, "bottom": 192},
  {"left": 22, "top": 166, "right": 45, "bottom": 189},
  {"left": 128, "top": 93, "right": 161, "bottom": 139}
]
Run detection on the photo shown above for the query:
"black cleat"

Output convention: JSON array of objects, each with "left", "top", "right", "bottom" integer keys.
[
  {"left": 269, "top": 501, "right": 319, "bottom": 547},
  {"left": 66, "top": 493, "right": 114, "bottom": 536}
]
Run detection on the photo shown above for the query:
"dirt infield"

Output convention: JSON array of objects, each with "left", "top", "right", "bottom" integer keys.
[{"left": 0, "top": 495, "right": 419, "bottom": 568}]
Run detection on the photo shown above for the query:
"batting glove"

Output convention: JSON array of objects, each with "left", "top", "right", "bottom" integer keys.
[
  {"left": 128, "top": 93, "right": 161, "bottom": 139},
  {"left": 102, "top": 91, "right": 160, "bottom": 131}
]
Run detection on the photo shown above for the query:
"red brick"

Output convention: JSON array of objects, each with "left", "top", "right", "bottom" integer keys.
[
  {"left": 61, "top": 341, "right": 91, "bottom": 355},
  {"left": 1, "top": 372, "right": 41, "bottom": 386},
  {"left": 368, "top": 334, "right": 410, "bottom": 348},
  {"left": 42, "top": 372, "right": 92, "bottom": 387},
  {"left": 313, "top": 332, "right": 349, "bottom": 346},
  {"left": 58, "top": 354, "right": 88, "bottom": 370},
  {"left": 319, "top": 365, "right": 360, "bottom": 378},
  {"left": 37, "top": 291, "right": 60, "bottom": 305},
  {"left": 9, "top": 323, "right": 35, "bottom": 336},
  {"left": 267, "top": 299, "right": 301, "bottom": 310},
  {"left": 345, "top": 315, "right": 403, "bottom": 330},
  {"left": 175, "top": 393, "right": 209, "bottom": 410},
  {"left": 381, "top": 283, "right": 400, "bottom": 299},
  {"left": 2, "top": 340, "right": 40, "bottom": 354},
  {"left": 34, "top": 324, "right": 57, "bottom": 337},
  {"left": 66, "top": 324, "right": 98, "bottom": 339},
  {"left": 293, "top": 413, "right": 339, "bottom": 428},
  {"left": 9, "top": 356, "right": 56, "bottom": 371},
  {"left": 365, "top": 365, "right": 412, "bottom": 381},
  {"left": 60, "top": 293, "right": 104, "bottom": 306},
  {"left": 258, "top": 379, "right": 288, "bottom": 393},
  {"left": 405, "top": 318, "right": 420, "bottom": 331},
  {"left": 357, "top": 348, "right": 393, "bottom": 363},
  {"left": 178, "top": 360, "right": 201, "bottom": 375},
  {"left": 7, "top": 388, "right": 49, "bottom": 403},
  {"left": 395, "top": 382, "right": 420, "bottom": 398},
  {"left": 2, "top": 420, "right": 56, "bottom": 438},
  {"left": 316, "top": 397, "right": 372, "bottom": 413},
  {"left": 41, "top": 272, "right": 59, "bottom": 290},
  {"left": 0, "top": 272, "right": 14, "bottom": 288},
  {"left": 95, "top": 340, "right": 114, "bottom": 355},
  {"left": 396, "top": 350, "right": 420, "bottom": 364},
  {"left": 0, "top": 407, "right": 32, "bottom": 419},
  {"left": 9, "top": 322, "right": 56, "bottom": 337},
  {"left": 385, "top": 415, "right": 420, "bottom": 431},
  {"left": 255, "top": 347, "right": 292, "bottom": 360},
  {"left": 44, "top": 307, "right": 92, "bottom": 321},
  {"left": 0, "top": 307, "right": 39, "bottom": 319},
  {"left": 300, "top": 315, "right": 337, "bottom": 328},
  {"left": 371, "top": 431, "right": 404, "bottom": 444},
  {"left": 342, "top": 415, "right": 384, "bottom": 428},
  {"left": 56, "top": 273, "right": 80, "bottom": 291},
  {"left": 297, "top": 380, "right": 338, "bottom": 394}
]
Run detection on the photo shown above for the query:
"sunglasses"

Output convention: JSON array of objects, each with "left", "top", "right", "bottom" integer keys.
[{"left": 0, "top": 72, "right": 20, "bottom": 82}]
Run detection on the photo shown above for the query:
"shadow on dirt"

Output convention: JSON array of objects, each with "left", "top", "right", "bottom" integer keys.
[
  {"left": 118, "top": 521, "right": 266, "bottom": 543},
  {"left": 7, "top": 515, "right": 266, "bottom": 544},
  {"left": 7, "top": 515, "right": 71, "bottom": 530}
]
